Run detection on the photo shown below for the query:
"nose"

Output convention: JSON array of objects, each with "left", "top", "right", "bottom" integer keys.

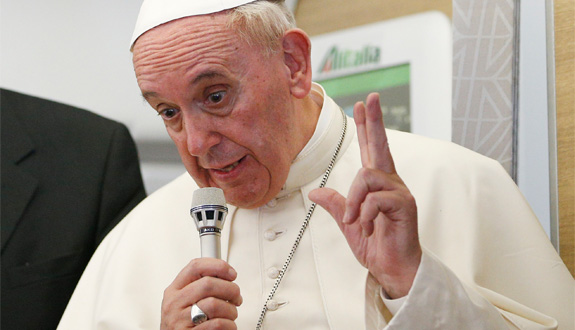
[{"left": 182, "top": 112, "right": 221, "bottom": 157}]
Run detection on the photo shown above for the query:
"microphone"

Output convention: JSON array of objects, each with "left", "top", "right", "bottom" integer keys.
[{"left": 190, "top": 187, "right": 228, "bottom": 259}]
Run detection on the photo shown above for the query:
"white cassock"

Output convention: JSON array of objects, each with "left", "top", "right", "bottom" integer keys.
[{"left": 57, "top": 84, "right": 574, "bottom": 330}]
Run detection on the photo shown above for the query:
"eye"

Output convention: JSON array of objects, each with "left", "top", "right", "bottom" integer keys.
[
  {"left": 158, "top": 108, "right": 180, "bottom": 120},
  {"left": 207, "top": 91, "right": 226, "bottom": 104}
]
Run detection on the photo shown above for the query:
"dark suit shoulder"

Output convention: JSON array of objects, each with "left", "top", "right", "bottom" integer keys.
[
  {"left": 0, "top": 89, "right": 145, "bottom": 330},
  {"left": 1, "top": 88, "right": 125, "bottom": 141}
]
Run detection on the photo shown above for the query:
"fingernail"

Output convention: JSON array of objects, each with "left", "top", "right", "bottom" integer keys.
[{"left": 342, "top": 212, "right": 350, "bottom": 224}]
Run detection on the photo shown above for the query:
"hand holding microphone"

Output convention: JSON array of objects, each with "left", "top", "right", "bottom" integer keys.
[{"left": 160, "top": 187, "right": 240, "bottom": 330}]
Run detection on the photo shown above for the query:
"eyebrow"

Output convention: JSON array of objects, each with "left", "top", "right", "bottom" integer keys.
[
  {"left": 140, "top": 70, "right": 227, "bottom": 101},
  {"left": 141, "top": 91, "right": 158, "bottom": 101},
  {"left": 192, "top": 70, "right": 226, "bottom": 85}
]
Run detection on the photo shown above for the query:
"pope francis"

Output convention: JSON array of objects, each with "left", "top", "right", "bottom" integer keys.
[{"left": 57, "top": 0, "right": 574, "bottom": 329}]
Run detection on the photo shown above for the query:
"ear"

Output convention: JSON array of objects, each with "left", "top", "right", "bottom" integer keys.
[{"left": 281, "top": 29, "right": 312, "bottom": 99}]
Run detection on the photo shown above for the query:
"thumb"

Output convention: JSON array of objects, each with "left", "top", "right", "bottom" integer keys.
[{"left": 308, "top": 187, "right": 346, "bottom": 225}]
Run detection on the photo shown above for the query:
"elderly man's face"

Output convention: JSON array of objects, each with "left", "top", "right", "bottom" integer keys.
[{"left": 133, "top": 13, "right": 307, "bottom": 208}]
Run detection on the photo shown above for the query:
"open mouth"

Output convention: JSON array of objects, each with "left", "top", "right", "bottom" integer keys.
[
  {"left": 219, "top": 160, "right": 240, "bottom": 172},
  {"left": 215, "top": 156, "right": 246, "bottom": 173}
]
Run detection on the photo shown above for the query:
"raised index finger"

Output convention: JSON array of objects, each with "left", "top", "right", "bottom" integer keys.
[{"left": 354, "top": 93, "right": 396, "bottom": 173}]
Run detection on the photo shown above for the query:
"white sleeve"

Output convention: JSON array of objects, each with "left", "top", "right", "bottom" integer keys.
[
  {"left": 383, "top": 132, "right": 573, "bottom": 329},
  {"left": 366, "top": 249, "right": 560, "bottom": 330}
]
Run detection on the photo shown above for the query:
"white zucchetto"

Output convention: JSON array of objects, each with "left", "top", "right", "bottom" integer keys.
[{"left": 130, "top": 0, "right": 257, "bottom": 49}]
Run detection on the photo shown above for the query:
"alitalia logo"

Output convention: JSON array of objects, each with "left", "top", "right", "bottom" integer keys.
[{"left": 319, "top": 45, "right": 381, "bottom": 74}]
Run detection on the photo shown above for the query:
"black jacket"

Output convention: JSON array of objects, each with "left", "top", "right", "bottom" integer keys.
[{"left": 1, "top": 88, "right": 147, "bottom": 330}]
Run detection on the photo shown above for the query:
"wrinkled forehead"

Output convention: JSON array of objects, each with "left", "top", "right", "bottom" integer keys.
[
  {"left": 132, "top": 14, "right": 240, "bottom": 77},
  {"left": 133, "top": 14, "right": 226, "bottom": 50},
  {"left": 130, "top": 0, "right": 257, "bottom": 50}
]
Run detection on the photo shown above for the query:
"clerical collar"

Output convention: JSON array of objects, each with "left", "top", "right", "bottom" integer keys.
[
  {"left": 299, "top": 83, "right": 331, "bottom": 156},
  {"left": 278, "top": 83, "right": 348, "bottom": 197}
]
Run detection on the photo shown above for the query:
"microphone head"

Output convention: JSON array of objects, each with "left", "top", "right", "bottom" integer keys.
[
  {"left": 192, "top": 187, "right": 226, "bottom": 208},
  {"left": 190, "top": 187, "right": 228, "bottom": 236}
]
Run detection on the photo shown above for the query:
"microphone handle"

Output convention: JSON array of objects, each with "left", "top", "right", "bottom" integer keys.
[{"left": 200, "top": 234, "right": 221, "bottom": 259}]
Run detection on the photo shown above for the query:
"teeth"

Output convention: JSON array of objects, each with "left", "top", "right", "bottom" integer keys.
[{"left": 219, "top": 161, "right": 240, "bottom": 173}]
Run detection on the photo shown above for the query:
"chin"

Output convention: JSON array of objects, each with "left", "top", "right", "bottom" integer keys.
[
  {"left": 224, "top": 187, "right": 274, "bottom": 209},
  {"left": 226, "top": 194, "right": 265, "bottom": 209}
]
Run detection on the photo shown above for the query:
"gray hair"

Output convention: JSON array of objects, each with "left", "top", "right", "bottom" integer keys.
[{"left": 227, "top": 0, "right": 297, "bottom": 56}]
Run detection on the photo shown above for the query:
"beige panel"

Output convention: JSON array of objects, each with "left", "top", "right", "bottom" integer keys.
[
  {"left": 555, "top": 0, "right": 575, "bottom": 278},
  {"left": 451, "top": 0, "right": 515, "bottom": 175},
  {"left": 294, "top": 0, "right": 451, "bottom": 36}
]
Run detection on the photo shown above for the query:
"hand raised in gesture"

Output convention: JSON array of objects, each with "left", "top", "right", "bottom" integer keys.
[{"left": 310, "top": 93, "right": 422, "bottom": 298}]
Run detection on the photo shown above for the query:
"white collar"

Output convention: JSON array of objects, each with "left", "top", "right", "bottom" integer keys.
[{"left": 278, "top": 83, "right": 348, "bottom": 197}]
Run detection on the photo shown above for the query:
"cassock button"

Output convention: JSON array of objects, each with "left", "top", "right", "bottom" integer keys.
[
  {"left": 264, "top": 230, "right": 277, "bottom": 241},
  {"left": 266, "top": 199, "right": 278, "bottom": 208},
  {"left": 267, "top": 267, "right": 280, "bottom": 279},
  {"left": 266, "top": 300, "right": 279, "bottom": 311}
]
